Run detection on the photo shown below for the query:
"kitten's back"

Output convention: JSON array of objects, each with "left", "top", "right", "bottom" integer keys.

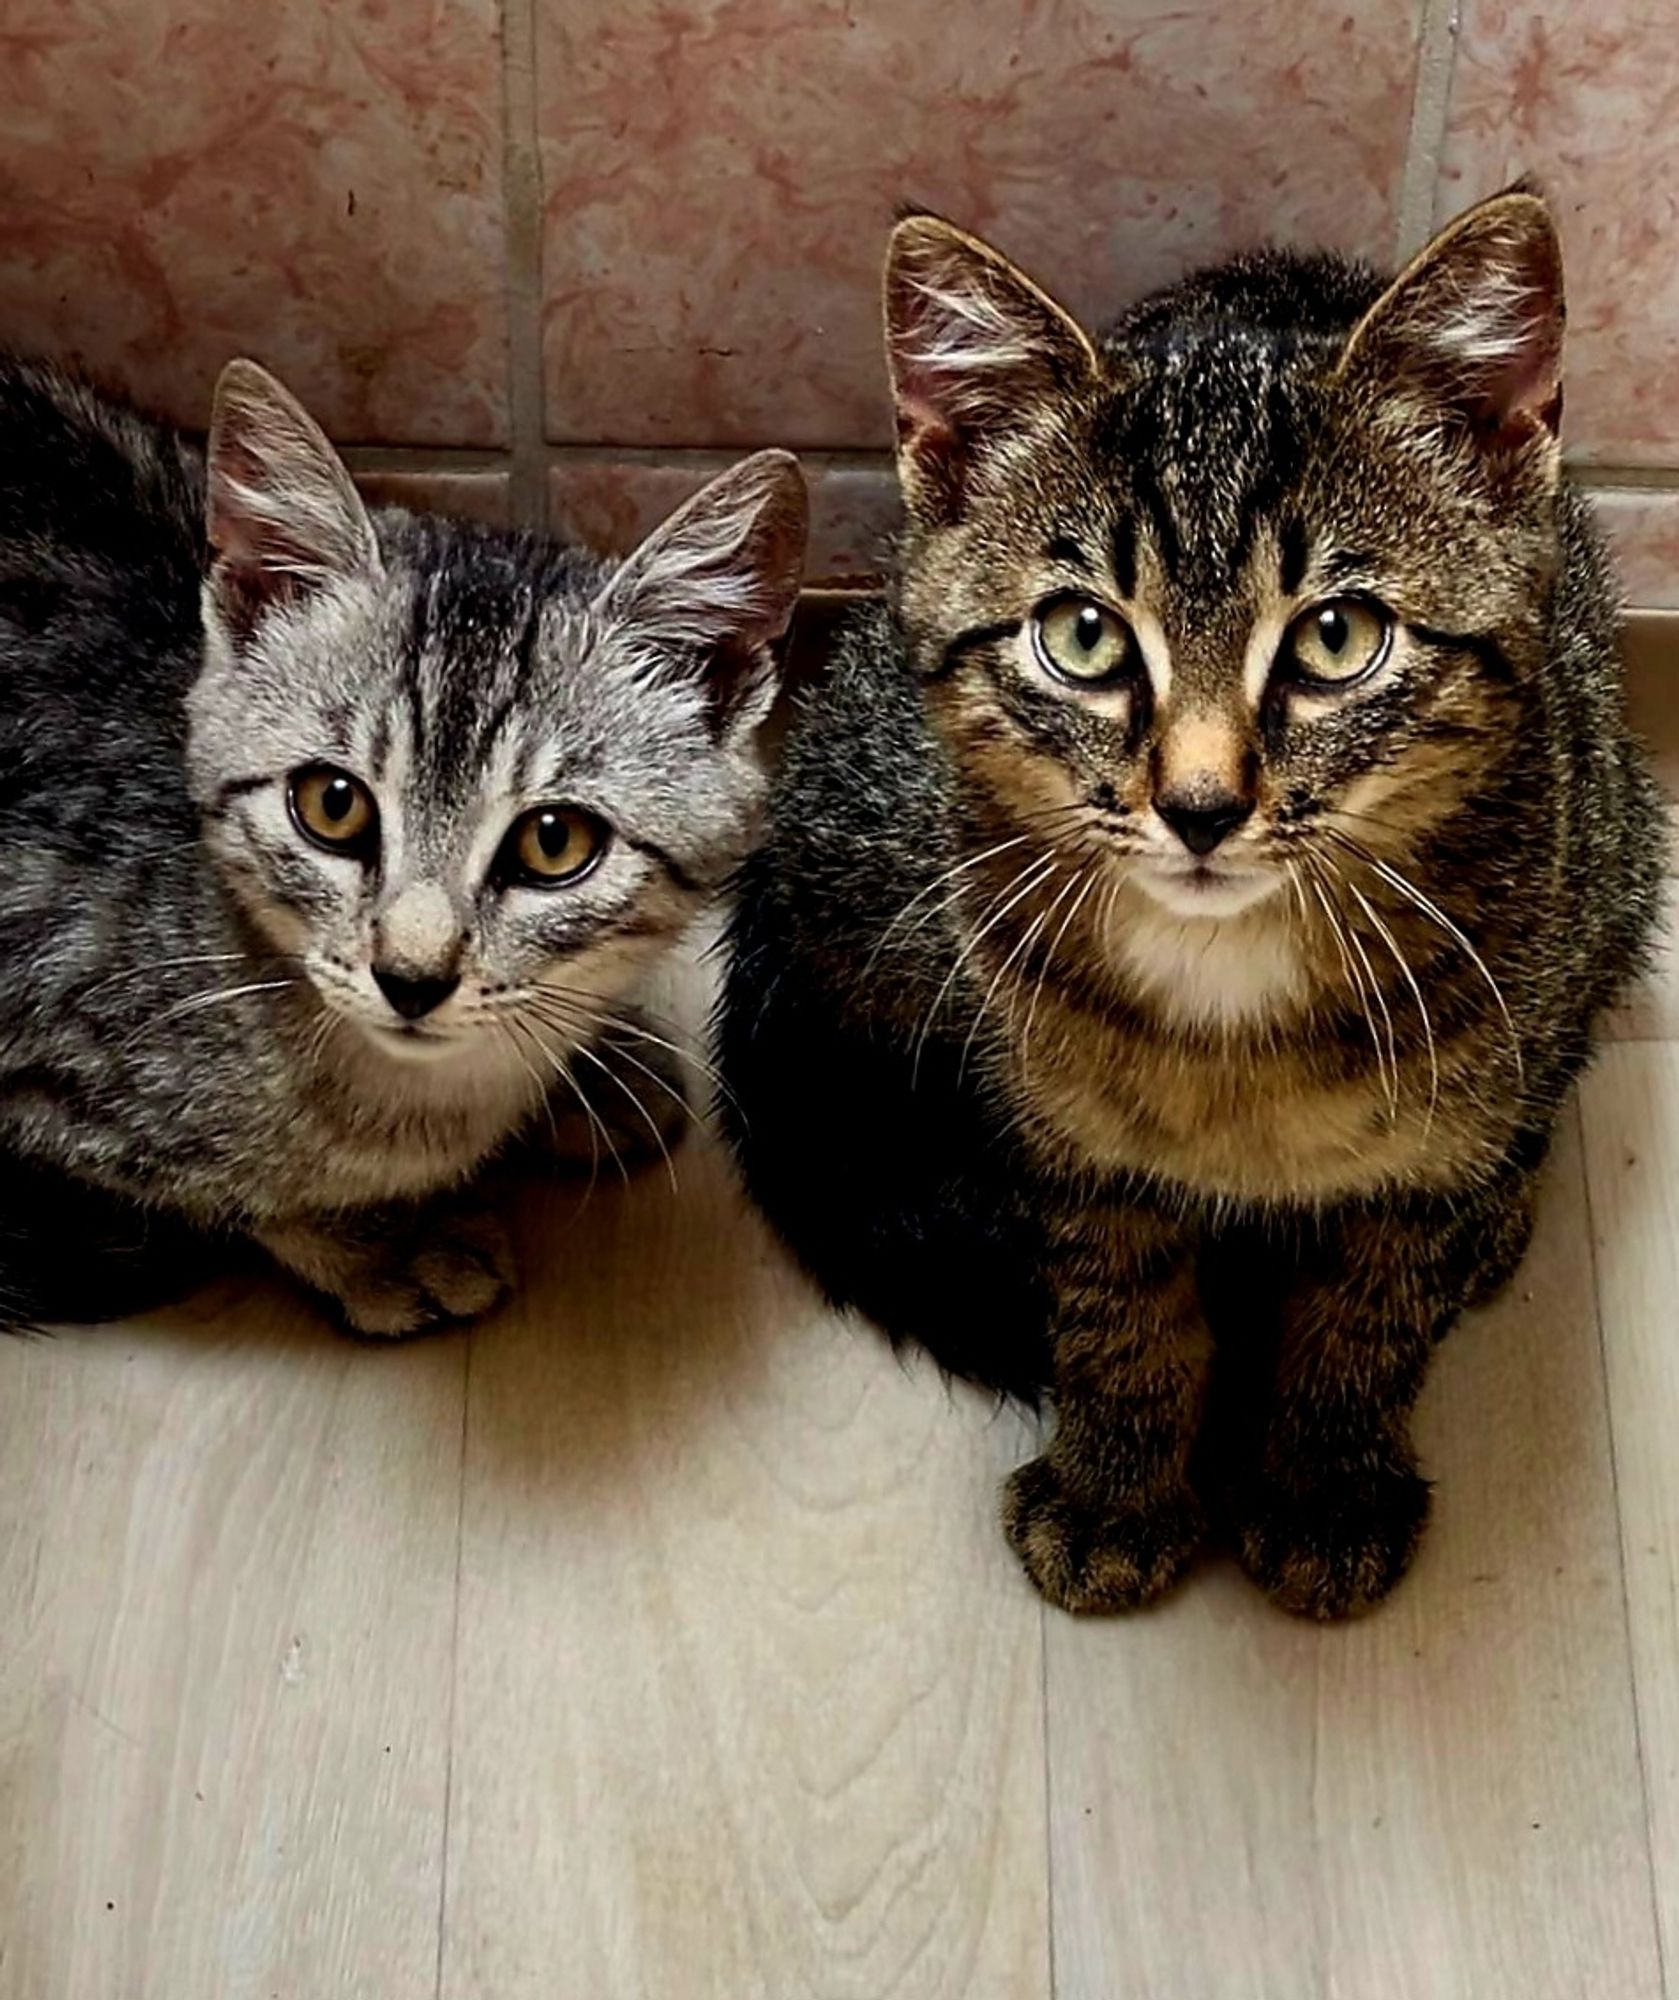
[{"left": 0, "top": 360, "right": 205, "bottom": 866}]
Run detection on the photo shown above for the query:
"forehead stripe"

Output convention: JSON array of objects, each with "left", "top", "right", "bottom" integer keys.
[
  {"left": 1111, "top": 514, "right": 1137, "bottom": 599},
  {"left": 621, "top": 830, "right": 702, "bottom": 895}
]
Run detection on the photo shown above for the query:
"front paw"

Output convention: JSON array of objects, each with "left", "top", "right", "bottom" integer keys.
[
  {"left": 1002, "top": 1456, "right": 1204, "bottom": 1613},
  {"left": 1236, "top": 1458, "right": 1431, "bottom": 1620},
  {"left": 335, "top": 1212, "right": 516, "bottom": 1340}
]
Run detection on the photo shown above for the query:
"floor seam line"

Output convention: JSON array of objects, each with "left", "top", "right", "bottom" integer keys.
[{"left": 1575, "top": 1084, "right": 1670, "bottom": 1997}]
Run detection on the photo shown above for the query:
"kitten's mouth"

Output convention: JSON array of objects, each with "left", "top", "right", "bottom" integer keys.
[
  {"left": 1133, "top": 858, "right": 1284, "bottom": 921},
  {"left": 364, "top": 1020, "right": 473, "bottom": 1063}
]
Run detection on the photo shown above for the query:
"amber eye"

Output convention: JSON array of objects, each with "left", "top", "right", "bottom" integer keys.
[
  {"left": 289, "top": 766, "right": 377, "bottom": 854},
  {"left": 1285, "top": 598, "right": 1392, "bottom": 688},
  {"left": 1033, "top": 597, "right": 1137, "bottom": 687},
  {"left": 501, "top": 805, "right": 610, "bottom": 888}
]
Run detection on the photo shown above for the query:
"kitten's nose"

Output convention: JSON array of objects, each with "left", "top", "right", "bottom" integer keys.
[
  {"left": 1157, "top": 791, "right": 1254, "bottom": 857},
  {"left": 373, "top": 968, "right": 461, "bottom": 1021}
]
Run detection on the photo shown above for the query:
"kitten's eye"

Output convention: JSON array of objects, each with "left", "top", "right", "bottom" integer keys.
[
  {"left": 289, "top": 766, "right": 377, "bottom": 854},
  {"left": 1033, "top": 597, "right": 1136, "bottom": 687},
  {"left": 502, "top": 805, "right": 610, "bottom": 888},
  {"left": 1285, "top": 598, "right": 1392, "bottom": 688}
]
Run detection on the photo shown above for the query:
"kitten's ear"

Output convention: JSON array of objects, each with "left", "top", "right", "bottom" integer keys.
[
  {"left": 1336, "top": 187, "right": 1564, "bottom": 472},
  {"left": 884, "top": 214, "right": 1098, "bottom": 525},
  {"left": 593, "top": 449, "right": 809, "bottom": 737},
  {"left": 205, "top": 359, "right": 381, "bottom": 639}
]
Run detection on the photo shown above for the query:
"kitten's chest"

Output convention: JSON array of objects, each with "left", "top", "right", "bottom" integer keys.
[
  {"left": 1010, "top": 990, "right": 1492, "bottom": 1203},
  {"left": 258, "top": 1035, "right": 539, "bottom": 1212}
]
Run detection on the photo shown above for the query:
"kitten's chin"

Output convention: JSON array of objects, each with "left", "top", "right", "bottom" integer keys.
[
  {"left": 1130, "top": 861, "right": 1286, "bottom": 921},
  {"left": 360, "top": 1022, "right": 488, "bottom": 1067}
]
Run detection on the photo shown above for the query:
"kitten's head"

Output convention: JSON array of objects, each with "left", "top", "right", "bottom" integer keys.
[
  {"left": 186, "top": 361, "right": 807, "bottom": 1065},
  {"left": 883, "top": 189, "right": 1565, "bottom": 928}
]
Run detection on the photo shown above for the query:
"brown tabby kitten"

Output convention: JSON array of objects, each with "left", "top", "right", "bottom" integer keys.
[{"left": 720, "top": 188, "right": 1666, "bottom": 1619}]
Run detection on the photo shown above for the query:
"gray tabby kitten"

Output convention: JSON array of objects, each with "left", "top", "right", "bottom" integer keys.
[{"left": 0, "top": 357, "right": 806, "bottom": 1334}]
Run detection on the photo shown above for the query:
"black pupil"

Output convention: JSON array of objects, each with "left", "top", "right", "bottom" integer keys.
[
  {"left": 1318, "top": 608, "right": 1350, "bottom": 656},
  {"left": 1075, "top": 607, "right": 1105, "bottom": 652},
  {"left": 536, "top": 813, "right": 571, "bottom": 860},
  {"left": 322, "top": 779, "right": 355, "bottom": 823}
]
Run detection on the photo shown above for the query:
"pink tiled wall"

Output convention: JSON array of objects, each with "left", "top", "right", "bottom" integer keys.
[{"left": 4, "top": 0, "right": 1677, "bottom": 602}]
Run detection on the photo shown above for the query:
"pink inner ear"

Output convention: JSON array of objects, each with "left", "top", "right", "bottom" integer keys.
[
  {"left": 895, "top": 392, "right": 959, "bottom": 452},
  {"left": 1483, "top": 306, "right": 1563, "bottom": 437}
]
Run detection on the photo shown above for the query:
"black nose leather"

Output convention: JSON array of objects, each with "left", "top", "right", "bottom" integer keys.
[
  {"left": 373, "top": 968, "right": 460, "bottom": 1021},
  {"left": 1157, "top": 794, "right": 1254, "bottom": 857}
]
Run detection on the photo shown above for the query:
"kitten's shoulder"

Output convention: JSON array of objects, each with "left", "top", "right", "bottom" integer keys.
[
  {"left": 775, "top": 598, "right": 947, "bottom": 846},
  {"left": 751, "top": 595, "right": 956, "bottom": 951}
]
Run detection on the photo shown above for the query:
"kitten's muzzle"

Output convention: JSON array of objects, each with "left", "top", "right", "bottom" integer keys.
[{"left": 373, "top": 967, "right": 461, "bottom": 1021}]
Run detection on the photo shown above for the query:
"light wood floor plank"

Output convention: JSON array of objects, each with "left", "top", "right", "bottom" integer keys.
[
  {"left": 0, "top": 1280, "right": 465, "bottom": 1999},
  {"left": 441, "top": 1133, "right": 1050, "bottom": 2000},
  {"left": 1048, "top": 1111, "right": 1662, "bottom": 2000},
  {"left": 1583, "top": 1044, "right": 1679, "bottom": 1986}
]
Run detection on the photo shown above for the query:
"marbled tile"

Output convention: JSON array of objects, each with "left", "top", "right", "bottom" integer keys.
[
  {"left": 549, "top": 458, "right": 902, "bottom": 582},
  {"left": 538, "top": 0, "right": 1424, "bottom": 448},
  {"left": 1438, "top": 0, "right": 1679, "bottom": 468},
  {"left": 351, "top": 469, "right": 512, "bottom": 528},
  {"left": 1590, "top": 491, "right": 1679, "bottom": 612},
  {"left": 0, "top": 0, "right": 508, "bottom": 445}
]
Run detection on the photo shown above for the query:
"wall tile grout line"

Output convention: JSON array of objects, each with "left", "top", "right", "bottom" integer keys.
[
  {"left": 1393, "top": 0, "right": 1462, "bottom": 260},
  {"left": 335, "top": 442, "right": 901, "bottom": 479},
  {"left": 500, "top": 0, "right": 549, "bottom": 530},
  {"left": 339, "top": 445, "right": 512, "bottom": 474},
  {"left": 335, "top": 443, "right": 1679, "bottom": 494},
  {"left": 1577, "top": 467, "right": 1679, "bottom": 494},
  {"left": 542, "top": 442, "right": 898, "bottom": 474}
]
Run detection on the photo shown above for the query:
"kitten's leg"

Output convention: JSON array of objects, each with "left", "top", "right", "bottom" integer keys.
[
  {"left": 1004, "top": 1199, "right": 1210, "bottom": 1613},
  {"left": 255, "top": 1199, "right": 515, "bottom": 1339},
  {"left": 1461, "top": 1178, "right": 1537, "bottom": 1309},
  {"left": 520, "top": 1009, "right": 693, "bottom": 1176},
  {"left": 1231, "top": 1176, "right": 1534, "bottom": 1620}
]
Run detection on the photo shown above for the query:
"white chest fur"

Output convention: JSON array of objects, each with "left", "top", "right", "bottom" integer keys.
[{"left": 1110, "top": 897, "right": 1305, "bottom": 1031}]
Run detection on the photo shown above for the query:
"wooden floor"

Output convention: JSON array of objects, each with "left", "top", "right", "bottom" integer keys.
[{"left": 2, "top": 636, "right": 1676, "bottom": 1999}]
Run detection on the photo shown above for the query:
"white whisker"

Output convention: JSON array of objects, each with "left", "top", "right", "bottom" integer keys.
[
  {"left": 1329, "top": 831, "right": 1523, "bottom": 1083},
  {"left": 862, "top": 834, "right": 1034, "bottom": 978},
  {"left": 572, "top": 1040, "right": 679, "bottom": 1194},
  {"left": 911, "top": 856, "right": 1057, "bottom": 1083},
  {"left": 958, "top": 864, "right": 1069, "bottom": 1079},
  {"left": 1345, "top": 876, "right": 1440, "bottom": 1132}
]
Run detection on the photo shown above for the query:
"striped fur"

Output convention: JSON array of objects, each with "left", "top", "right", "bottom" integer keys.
[
  {"left": 0, "top": 358, "right": 805, "bottom": 1334},
  {"left": 720, "top": 190, "right": 1666, "bottom": 1619}
]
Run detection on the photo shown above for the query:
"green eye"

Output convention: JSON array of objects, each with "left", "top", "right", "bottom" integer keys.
[
  {"left": 1033, "top": 597, "right": 1136, "bottom": 686},
  {"left": 501, "top": 805, "right": 610, "bottom": 887},
  {"left": 1286, "top": 598, "right": 1392, "bottom": 687},
  {"left": 289, "top": 766, "right": 377, "bottom": 854}
]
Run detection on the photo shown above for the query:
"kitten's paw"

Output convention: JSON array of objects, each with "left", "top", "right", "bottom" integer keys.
[
  {"left": 1236, "top": 1460, "right": 1431, "bottom": 1620},
  {"left": 1002, "top": 1456, "right": 1203, "bottom": 1613},
  {"left": 335, "top": 1214, "right": 516, "bottom": 1340}
]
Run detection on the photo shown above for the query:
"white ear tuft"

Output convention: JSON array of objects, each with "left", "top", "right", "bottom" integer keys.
[
  {"left": 592, "top": 449, "right": 808, "bottom": 735},
  {"left": 1338, "top": 188, "right": 1565, "bottom": 464},
  {"left": 884, "top": 216, "right": 1097, "bottom": 524},
  {"left": 205, "top": 359, "right": 380, "bottom": 637}
]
